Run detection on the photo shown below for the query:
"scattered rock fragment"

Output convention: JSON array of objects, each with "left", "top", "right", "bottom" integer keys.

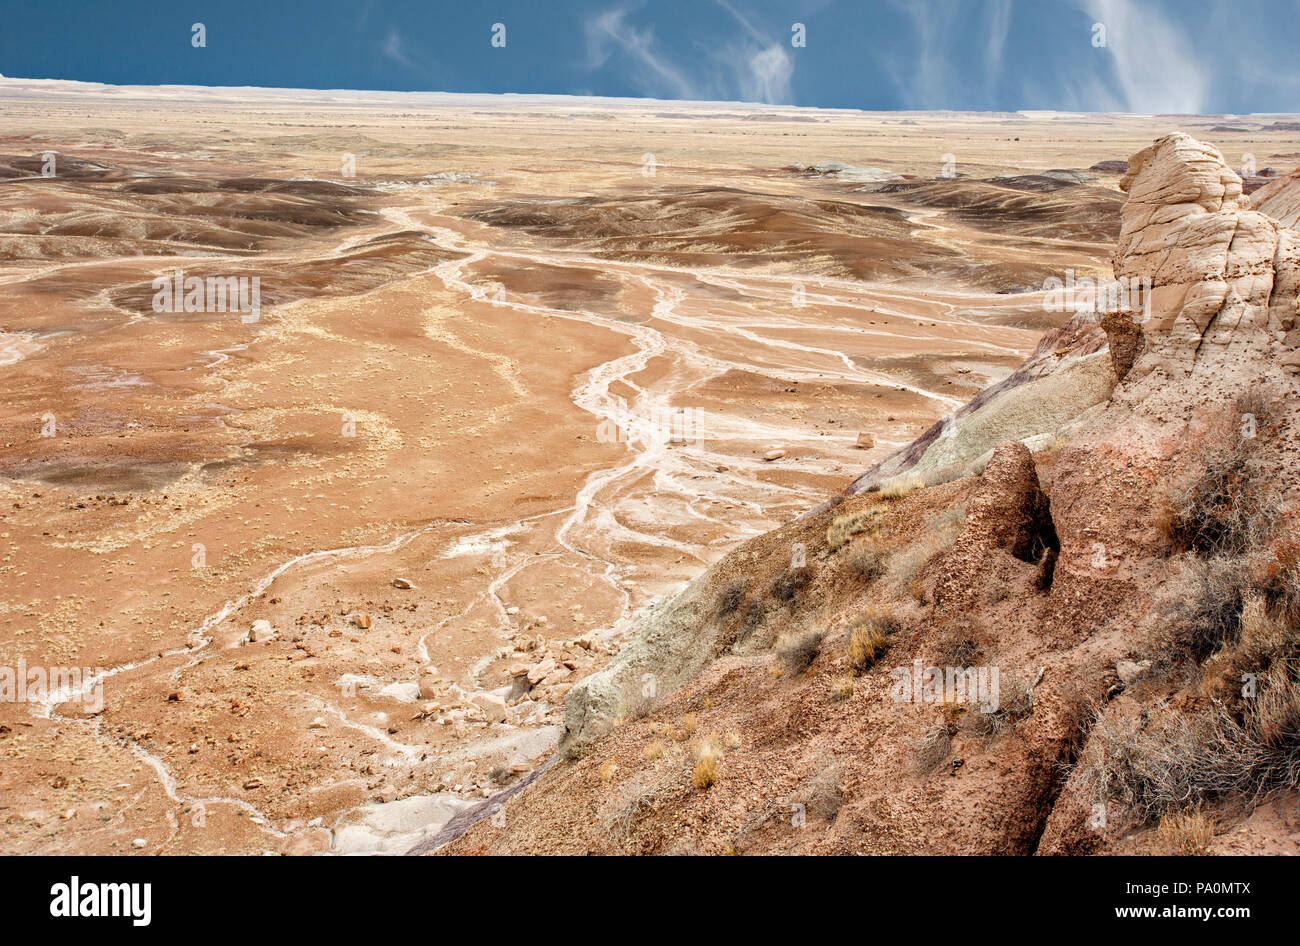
[
  {"left": 1116, "top": 659, "right": 1152, "bottom": 686},
  {"left": 472, "top": 692, "right": 508, "bottom": 723},
  {"left": 527, "top": 657, "right": 557, "bottom": 686},
  {"left": 418, "top": 675, "right": 440, "bottom": 701}
]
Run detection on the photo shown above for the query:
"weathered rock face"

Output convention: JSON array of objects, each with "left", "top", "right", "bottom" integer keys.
[
  {"left": 928, "top": 441, "right": 1055, "bottom": 608},
  {"left": 846, "top": 315, "right": 1114, "bottom": 495},
  {"left": 1051, "top": 134, "right": 1300, "bottom": 600},
  {"left": 1249, "top": 168, "right": 1300, "bottom": 230},
  {"left": 1112, "top": 134, "right": 1299, "bottom": 372}
]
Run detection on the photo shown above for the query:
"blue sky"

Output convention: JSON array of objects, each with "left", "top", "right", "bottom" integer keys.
[{"left": 2, "top": 0, "right": 1297, "bottom": 113}]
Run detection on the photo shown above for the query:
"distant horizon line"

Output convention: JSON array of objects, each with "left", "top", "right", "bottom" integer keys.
[{"left": 2, "top": 75, "right": 1297, "bottom": 120}]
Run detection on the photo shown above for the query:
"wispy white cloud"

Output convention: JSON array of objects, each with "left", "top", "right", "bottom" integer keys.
[
  {"left": 1081, "top": 0, "right": 1207, "bottom": 113},
  {"left": 714, "top": 0, "right": 794, "bottom": 104},
  {"left": 584, "top": 3, "right": 794, "bottom": 105},
  {"left": 381, "top": 31, "right": 421, "bottom": 73},
  {"left": 875, "top": 0, "right": 959, "bottom": 108},
  {"left": 986, "top": 0, "right": 1012, "bottom": 78},
  {"left": 586, "top": 7, "right": 700, "bottom": 99}
]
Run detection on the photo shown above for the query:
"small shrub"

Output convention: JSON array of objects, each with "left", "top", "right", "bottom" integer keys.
[
  {"left": 1158, "top": 415, "right": 1281, "bottom": 557},
  {"left": 929, "top": 617, "right": 981, "bottom": 667},
  {"left": 1259, "top": 528, "right": 1300, "bottom": 622},
  {"left": 1201, "top": 594, "right": 1289, "bottom": 702},
  {"left": 829, "top": 676, "right": 855, "bottom": 701},
  {"left": 775, "top": 629, "right": 827, "bottom": 676},
  {"left": 717, "top": 579, "right": 746, "bottom": 617},
  {"left": 1166, "top": 555, "right": 1248, "bottom": 661},
  {"left": 846, "top": 546, "right": 887, "bottom": 581},
  {"left": 911, "top": 725, "right": 952, "bottom": 775},
  {"left": 958, "top": 670, "right": 1034, "bottom": 743},
  {"left": 772, "top": 565, "right": 813, "bottom": 602},
  {"left": 644, "top": 740, "right": 666, "bottom": 760},
  {"left": 1155, "top": 806, "right": 1215, "bottom": 855}
]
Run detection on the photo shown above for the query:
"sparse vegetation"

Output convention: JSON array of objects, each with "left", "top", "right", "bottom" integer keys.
[
  {"left": 772, "top": 564, "right": 813, "bottom": 602},
  {"left": 1155, "top": 806, "right": 1216, "bottom": 855},
  {"left": 826, "top": 506, "right": 882, "bottom": 550},
  {"left": 1082, "top": 674, "right": 1300, "bottom": 825},
  {"left": 885, "top": 503, "right": 966, "bottom": 597},
  {"left": 1158, "top": 396, "right": 1282, "bottom": 557},
  {"left": 847, "top": 623, "right": 887, "bottom": 675},
  {"left": 878, "top": 471, "right": 926, "bottom": 500},
  {"left": 829, "top": 676, "right": 855, "bottom": 701},
  {"left": 911, "top": 725, "right": 952, "bottom": 775},
  {"left": 846, "top": 545, "right": 887, "bottom": 581},
  {"left": 693, "top": 738, "right": 720, "bottom": 789},
  {"left": 717, "top": 578, "right": 746, "bottom": 616},
  {"left": 1081, "top": 391, "right": 1299, "bottom": 830},
  {"left": 776, "top": 629, "right": 827, "bottom": 676}
]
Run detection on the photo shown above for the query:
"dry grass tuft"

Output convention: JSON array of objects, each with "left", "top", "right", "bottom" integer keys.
[
  {"left": 829, "top": 676, "right": 855, "bottom": 701},
  {"left": 826, "top": 506, "right": 883, "bottom": 550},
  {"left": 693, "top": 738, "right": 721, "bottom": 789},
  {"left": 1155, "top": 806, "right": 1216, "bottom": 855},
  {"left": 847, "top": 624, "right": 888, "bottom": 675},
  {"left": 679, "top": 713, "right": 699, "bottom": 740},
  {"left": 878, "top": 471, "right": 926, "bottom": 500}
]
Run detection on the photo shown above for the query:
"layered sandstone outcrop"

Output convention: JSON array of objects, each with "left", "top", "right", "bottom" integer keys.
[
  {"left": 1110, "top": 134, "right": 1300, "bottom": 372},
  {"left": 1249, "top": 167, "right": 1300, "bottom": 229}
]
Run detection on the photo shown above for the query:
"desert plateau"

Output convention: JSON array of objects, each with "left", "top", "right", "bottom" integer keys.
[{"left": 1, "top": 75, "right": 1300, "bottom": 862}]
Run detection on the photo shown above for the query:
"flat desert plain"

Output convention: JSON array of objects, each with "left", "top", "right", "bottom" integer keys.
[{"left": 1, "top": 81, "right": 1297, "bottom": 853}]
